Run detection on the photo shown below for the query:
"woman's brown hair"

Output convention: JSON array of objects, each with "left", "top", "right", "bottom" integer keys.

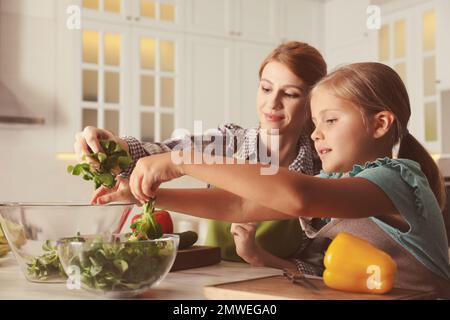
[
  {"left": 258, "top": 41, "right": 327, "bottom": 136},
  {"left": 312, "top": 62, "right": 447, "bottom": 214}
]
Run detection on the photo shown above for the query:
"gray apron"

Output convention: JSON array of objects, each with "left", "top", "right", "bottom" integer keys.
[{"left": 300, "top": 217, "right": 450, "bottom": 299}]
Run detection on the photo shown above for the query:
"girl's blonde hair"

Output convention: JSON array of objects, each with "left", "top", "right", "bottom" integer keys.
[{"left": 312, "top": 62, "right": 447, "bottom": 214}]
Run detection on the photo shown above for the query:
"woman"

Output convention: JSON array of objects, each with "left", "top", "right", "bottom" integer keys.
[{"left": 75, "top": 41, "right": 327, "bottom": 272}]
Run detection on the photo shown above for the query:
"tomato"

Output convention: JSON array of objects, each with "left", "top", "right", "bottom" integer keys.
[
  {"left": 130, "top": 211, "right": 173, "bottom": 234},
  {"left": 130, "top": 214, "right": 142, "bottom": 232},
  {"left": 154, "top": 211, "right": 174, "bottom": 234}
]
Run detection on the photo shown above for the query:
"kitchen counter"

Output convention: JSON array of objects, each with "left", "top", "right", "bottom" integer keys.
[{"left": 0, "top": 253, "right": 280, "bottom": 300}]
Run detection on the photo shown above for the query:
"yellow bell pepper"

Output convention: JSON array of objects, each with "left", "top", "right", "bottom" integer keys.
[{"left": 323, "top": 232, "right": 397, "bottom": 294}]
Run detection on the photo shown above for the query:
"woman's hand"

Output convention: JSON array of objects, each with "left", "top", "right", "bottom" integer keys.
[
  {"left": 230, "top": 222, "right": 264, "bottom": 266},
  {"left": 90, "top": 176, "right": 138, "bottom": 205},
  {"left": 129, "top": 152, "right": 185, "bottom": 204},
  {"left": 74, "top": 126, "right": 129, "bottom": 162}
]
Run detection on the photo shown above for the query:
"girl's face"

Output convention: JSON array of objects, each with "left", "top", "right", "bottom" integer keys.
[
  {"left": 310, "top": 87, "right": 377, "bottom": 173},
  {"left": 257, "top": 61, "right": 307, "bottom": 134}
]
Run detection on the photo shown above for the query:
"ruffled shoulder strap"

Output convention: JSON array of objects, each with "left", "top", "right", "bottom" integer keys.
[{"left": 349, "top": 157, "right": 428, "bottom": 219}]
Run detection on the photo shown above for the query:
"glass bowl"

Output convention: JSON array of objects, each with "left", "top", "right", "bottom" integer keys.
[
  {"left": 57, "top": 234, "right": 179, "bottom": 298},
  {"left": 0, "top": 202, "right": 134, "bottom": 283}
]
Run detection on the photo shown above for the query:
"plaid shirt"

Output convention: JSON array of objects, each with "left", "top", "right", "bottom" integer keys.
[
  {"left": 121, "top": 123, "right": 324, "bottom": 275},
  {"left": 121, "top": 123, "right": 321, "bottom": 177}
]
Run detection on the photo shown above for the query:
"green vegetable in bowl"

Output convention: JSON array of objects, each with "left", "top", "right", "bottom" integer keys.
[
  {"left": 58, "top": 234, "right": 176, "bottom": 292},
  {"left": 128, "top": 199, "right": 163, "bottom": 241},
  {"left": 26, "top": 240, "right": 66, "bottom": 280},
  {"left": 67, "top": 140, "right": 132, "bottom": 189},
  {"left": 26, "top": 234, "right": 85, "bottom": 280}
]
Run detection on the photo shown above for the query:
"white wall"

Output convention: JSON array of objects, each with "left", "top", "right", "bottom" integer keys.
[{"left": 0, "top": 0, "right": 92, "bottom": 203}]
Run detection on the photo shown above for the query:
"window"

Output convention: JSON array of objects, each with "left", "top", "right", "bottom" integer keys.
[
  {"left": 378, "top": 6, "right": 439, "bottom": 150},
  {"left": 83, "top": 0, "right": 123, "bottom": 14},
  {"left": 140, "top": 0, "right": 176, "bottom": 22},
  {"left": 422, "top": 10, "right": 437, "bottom": 142},
  {"left": 138, "top": 36, "right": 176, "bottom": 142},
  {"left": 81, "top": 28, "right": 123, "bottom": 135}
]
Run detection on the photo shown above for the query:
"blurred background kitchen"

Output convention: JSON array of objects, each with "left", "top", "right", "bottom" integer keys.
[{"left": 0, "top": 0, "right": 449, "bottom": 243}]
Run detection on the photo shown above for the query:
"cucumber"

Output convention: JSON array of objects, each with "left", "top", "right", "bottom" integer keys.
[{"left": 174, "top": 231, "right": 198, "bottom": 250}]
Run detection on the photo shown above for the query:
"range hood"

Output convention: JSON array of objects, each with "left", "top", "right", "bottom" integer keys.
[
  {"left": 0, "top": 82, "right": 45, "bottom": 126},
  {"left": 0, "top": 115, "right": 45, "bottom": 125}
]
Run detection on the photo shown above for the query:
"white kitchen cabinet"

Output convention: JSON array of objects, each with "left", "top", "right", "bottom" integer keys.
[
  {"left": 186, "top": 0, "right": 280, "bottom": 44},
  {"left": 233, "top": 0, "right": 279, "bottom": 44},
  {"left": 56, "top": 0, "right": 183, "bottom": 152},
  {"left": 186, "top": 0, "right": 232, "bottom": 38},
  {"left": 184, "top": 35, "right": 273, "bottom": 132},
  {"left": 80, "top": 0, "right": 132, "bottom": 24},
  {"left": 435, "top": 0, "right": 450, "bottom": 91},
  {"left": 130, "top": 0, "right": 186, "bottom": 32},
  {"left": 280, "top": 0, "right": 324, "bottom": 50},
  {"left": 56, "top": 0, "right": 329, "bottom": 152},
  {"left": 377, "top": 0, "right": 448, "bottom": 154},
  {"left": 234, "top": 42, "right": 274, "bottom": 128},
  {"left": 323, "top": 0, "right": 377, "bottom": 69},
  {"left": 324, "top": 0, "right": 371, "bottom": 51},
  {"left": 80, "top": 0, "right": 186, "bottom": 31},
  {"left": 184, "top": 35, "right": 234, "bottom": 131},
  {"left": 130, "top": 28, "right": 184, "bottom": 142}
]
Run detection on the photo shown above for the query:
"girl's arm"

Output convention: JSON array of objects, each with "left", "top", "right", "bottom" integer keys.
[
  {"left": 177, "top": 153, "right": 398, "bottom": 220},
  {"left": 132, "top": 151, "right": 398, "bottom": 221},
  {"left": 154, "top": 188, "right": 294, "bottom": 223},
  {"left": 181, "top": 158, "right": 398, "bottom": 221}
]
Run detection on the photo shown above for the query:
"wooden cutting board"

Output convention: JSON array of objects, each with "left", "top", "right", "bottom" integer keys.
[
  {"left": 170, "top": 245, "right": 221, "bottom": 272},
  {"left": 203, "top": 275, "right": 438, "bottom": 300}
]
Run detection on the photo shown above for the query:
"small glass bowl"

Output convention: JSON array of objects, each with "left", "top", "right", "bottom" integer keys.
[{"left": 57, "top": 234, "right": 178, "bottom": 298}]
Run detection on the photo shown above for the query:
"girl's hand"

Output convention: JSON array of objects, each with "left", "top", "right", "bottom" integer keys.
[
  {"left": 91, "top": 176, "right": 138, "bottom": 205},
  {"left": 129, "top": 152, "right": 185, "bottom": 204},
  {"left": 74, "top": 126, "right": 129, "bottom": 163},
  {"left": 230, "top": 222, "right": 263, "bottom": 266}
]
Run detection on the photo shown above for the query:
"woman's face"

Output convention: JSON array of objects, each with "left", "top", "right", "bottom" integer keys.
[{"left": 257, "top": 61, "right": 307, "bottom": 134}]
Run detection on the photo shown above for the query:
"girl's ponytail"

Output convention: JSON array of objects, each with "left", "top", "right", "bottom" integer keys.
[{"left": 398, "top": 132, "right": 447, "bottom": 212}]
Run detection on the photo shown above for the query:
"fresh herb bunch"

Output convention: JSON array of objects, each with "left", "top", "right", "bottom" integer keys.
[
  {"left": 129, "top": 199, "right": 163, "bottom": 241},
  {"left": 59, "top": 235, "right": 175, "bottom": 291},
  {"left": 26, "top": 240, "right": 66, "bottom": 280},
  {"left": 67, "top": 140, "right": 132, "bottom": 189}
]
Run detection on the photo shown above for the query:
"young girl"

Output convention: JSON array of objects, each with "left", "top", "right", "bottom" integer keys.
[
  {"left": 98, "top": 62, "right": 450, "bottom": 297},
  {"left": 76, "top": 42, "right": 328, "bottom": 272}
]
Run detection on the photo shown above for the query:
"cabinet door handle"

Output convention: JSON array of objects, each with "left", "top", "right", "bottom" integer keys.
[
  {"left": 135, "top": 17, "right": 141, "bottom": 21},
  {"left": 229, "top": 31, "right": 235, "bottom": 36},
  {"left": 126, "top": 15, "right": 132, "bottom": 21}
]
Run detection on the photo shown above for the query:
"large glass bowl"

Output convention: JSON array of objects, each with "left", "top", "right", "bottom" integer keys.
[
  {"left": 57, "top": 234, "right": 178, "bottom": 298},
  {"left": 0, "top": 202, "right": 134, "bottom": 283}
]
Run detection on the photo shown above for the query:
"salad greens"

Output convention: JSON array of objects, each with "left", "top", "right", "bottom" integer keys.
[
  {"left": 27, "top": 240, "right": 66, "bottom": 280},
  {"left": 59, "top": 234, "right": 175, "bottom": 292},
  {"left": 128, "top": 199, "right": 163, "bottom": 241},
  {"left": 67, "top": 139, "right": 132, "bottom": 189}
]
